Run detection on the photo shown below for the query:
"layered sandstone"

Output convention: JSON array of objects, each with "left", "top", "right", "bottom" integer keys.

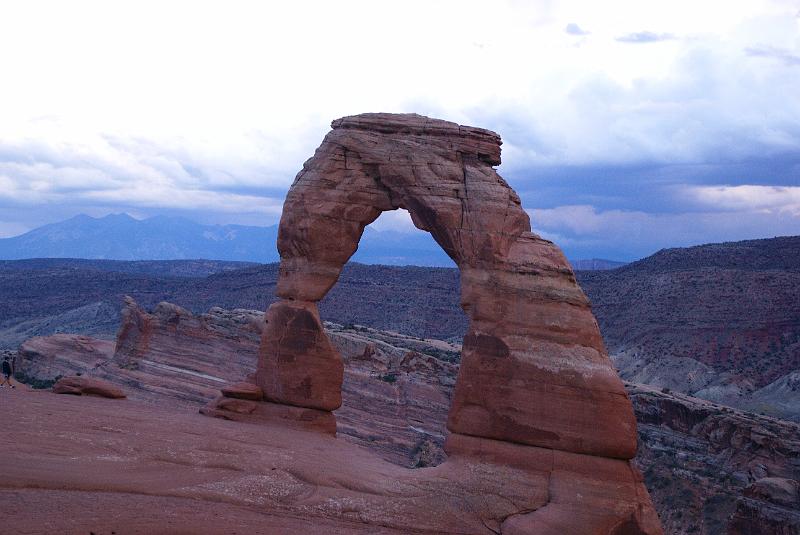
[{"left": 259, "top": 113, "right": 638, "bottom": 460}]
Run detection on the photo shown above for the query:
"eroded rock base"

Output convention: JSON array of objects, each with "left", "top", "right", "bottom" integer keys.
[{"left": 447, "top": 433, "right": 662, "bottom": 534}]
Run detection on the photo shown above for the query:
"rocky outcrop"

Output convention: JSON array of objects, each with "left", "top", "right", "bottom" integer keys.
[
  {"left": 17, "top": 300, "right": 264, "bottom": 405},
  {"left": 52, "top": 376, "right": 126, "bottom": 398},
  {"left": 111, "top": 298, "right": 264, "bottom": 404},
  {"left": 728, "top": 477, "right": 800, "bottom": 534},
  {"left": 17, "top": 334, "right": 115, "bottom": 381}
]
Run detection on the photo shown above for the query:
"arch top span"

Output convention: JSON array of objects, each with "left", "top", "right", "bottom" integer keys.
[
  {"left": 276, "top": 113, "right": 531, "bottom": 302},
  {"left": 260, "top": 113, "right": 638, "bottom": 460}
]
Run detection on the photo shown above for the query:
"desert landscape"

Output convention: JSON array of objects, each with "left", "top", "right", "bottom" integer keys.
[
  {"left": 1, "top": 114, "right": 798, "bottom": 534},
  {"left": 2, "top": 2, "right": 799, "bottom": 533}
]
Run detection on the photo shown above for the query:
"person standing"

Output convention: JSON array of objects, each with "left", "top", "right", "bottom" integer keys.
[{"left": 1, "top": 357, "right": 14, "bottom": 388}]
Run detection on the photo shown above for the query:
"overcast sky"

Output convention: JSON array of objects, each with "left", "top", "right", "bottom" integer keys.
[{"left": 1, "top": 0, "right": 799, "bottom": 260}]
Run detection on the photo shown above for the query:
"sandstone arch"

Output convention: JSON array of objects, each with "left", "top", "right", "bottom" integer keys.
[
  {"left": 258, "top": 113, "right": 636, "bottom": 459},
  {"left": 201, "top": 113, "right": 663, "bottom": 533}
]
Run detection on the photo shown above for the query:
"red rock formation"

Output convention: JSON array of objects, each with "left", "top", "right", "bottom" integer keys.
[
  {"left": 18, "top": 334, "right": 114, "bottom": 380},
  {"left": 112, "top": 299, "right": 263, "bottom": 404},
  {"left": 233, "top": 113, "right": 660, "bottom": 532},
  {"left": 52, "top": 376, "right": 126, "bottom": 398}
]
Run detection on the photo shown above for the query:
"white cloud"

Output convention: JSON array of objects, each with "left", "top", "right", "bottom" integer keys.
[
  {"left": 616, "top": 31, "right": 676, "bottom": 43},
  {"left": 690, "top": 185, "right": 800, "bottom": 215},
  {"left": 0, "top": 0, "right": 797, "bottom": 172},
  {"left": 367, "top": 208, "right": 424, "bottom": 234},
  {"left": 0, "top": 129, "right": 285, "bottom": 215}
]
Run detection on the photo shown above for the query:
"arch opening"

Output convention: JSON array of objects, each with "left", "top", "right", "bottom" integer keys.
[
  {"left": 323, "top": 207, "right": 466, "bottom": 467},
  {"left": 349, "top": 208, "right": 456, "bottom": 268}
]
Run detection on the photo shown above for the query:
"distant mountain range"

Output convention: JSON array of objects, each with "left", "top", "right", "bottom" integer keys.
[
  {"left": 0, "top": 213, "right": 454, "bottom": 266},
  {"left": 0, "top": 213, "right": 624, "bottom": 269}
]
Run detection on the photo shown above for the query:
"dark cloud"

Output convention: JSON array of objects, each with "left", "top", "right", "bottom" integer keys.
[
  {"left": 616, "top": 31, "right": 676, "bottom": 43},
  {"left": 746, "top": 45, "right": 800, "bottom": 66},
  {"left": 565, "top": 23, "right": 589, "bottom": 36},
  {"left": 506, "top": 153, "right": 800, "bottom": 214},
  {"left": 422, "top": 37, "right": 800, "bottom": 258}
]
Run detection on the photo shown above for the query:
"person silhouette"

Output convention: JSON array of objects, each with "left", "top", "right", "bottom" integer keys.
[{"left": 1, "top": 357, "right": 14, "bottom": 388}]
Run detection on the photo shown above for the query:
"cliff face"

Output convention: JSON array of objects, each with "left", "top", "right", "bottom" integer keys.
[
  {"left": 628, "top": 383, "right": 800, "bottom": 534},
  {"left": 15, "top": 299, "right": 800, "bottom": 533}
]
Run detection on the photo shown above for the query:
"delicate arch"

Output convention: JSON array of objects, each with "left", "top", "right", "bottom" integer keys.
[{"left": 257, "top": 113, "right": 637, "bottom": 459}]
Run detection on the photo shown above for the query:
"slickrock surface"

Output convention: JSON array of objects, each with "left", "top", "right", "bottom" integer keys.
[
  {"left": 0, "top": 388, "right": 652, "bottom": 535},
  {"left": 264, "top": 113, "right": 640, "bottom": 464},
  {"left": 15, "top": 305, "right": 800, "bottom": 533},
  {"left": 0, "top": 389, "right": 519, "bottom": 534}
]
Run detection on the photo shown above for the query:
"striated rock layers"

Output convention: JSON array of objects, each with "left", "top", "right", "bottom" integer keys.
[{"left": 212, "top": 113, "right": 662, "bottom": 532}]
